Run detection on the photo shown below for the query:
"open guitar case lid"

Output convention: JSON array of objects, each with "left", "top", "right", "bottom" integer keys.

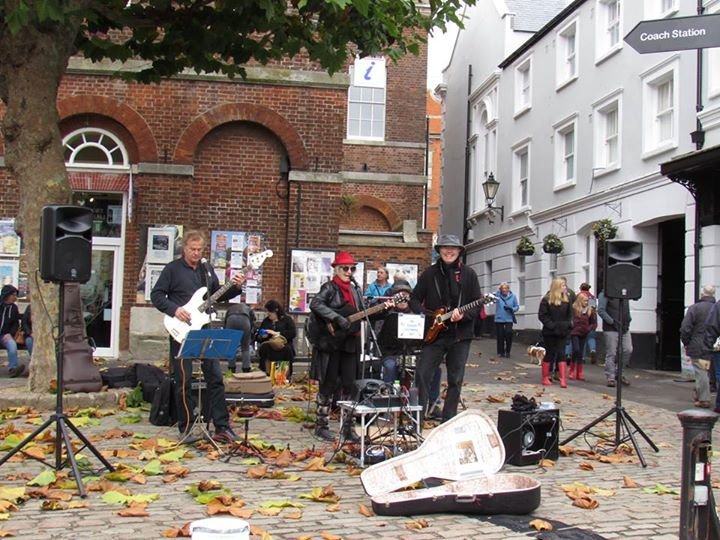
[{"left": 359, "top": 409, "right": 541, "bottom": 516}]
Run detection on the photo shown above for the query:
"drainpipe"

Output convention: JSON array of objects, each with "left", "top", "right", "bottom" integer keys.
[
  {"left": 462, "top": 64, "right": 473, "bottom": 262},
  {"left": 692, "top": 0, "right": 705, "bottom": 302},
  {"left": 423, "top": 116, "right": 429, "bottom": 230}
]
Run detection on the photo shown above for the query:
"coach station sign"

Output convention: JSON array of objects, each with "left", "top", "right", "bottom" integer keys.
[{"left": 625, "top": 13, "right": 720, "bottom": 54}]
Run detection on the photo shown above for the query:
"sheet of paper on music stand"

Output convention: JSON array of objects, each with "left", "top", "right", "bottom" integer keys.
[
  {"left": 178, "top": 329, "right": 244, "bottom": 360},
  {"left": 398, "top": 313, "right": 425, "bottom": 340}
]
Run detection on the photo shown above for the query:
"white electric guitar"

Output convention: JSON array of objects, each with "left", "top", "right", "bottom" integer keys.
[{"left": 164, "top": 249, "right": 273, "bottom": 343}]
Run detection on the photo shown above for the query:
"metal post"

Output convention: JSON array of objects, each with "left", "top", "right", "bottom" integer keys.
[{"left": 678, "top": 409, "right": 720, "bottom": 539}]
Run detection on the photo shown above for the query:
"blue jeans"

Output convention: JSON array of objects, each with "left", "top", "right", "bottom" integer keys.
[
  {"left": 416, "top": 337, "right": 471, "bottom": 421},
  {"left": 0, "top": 334, "right": 19, "bottom": 369},
  {"left": 25, "top": 336, "right": 33, "bottom": 355},
  {"left": 585, "top": 329, "right": 597, "bottom": 354}
]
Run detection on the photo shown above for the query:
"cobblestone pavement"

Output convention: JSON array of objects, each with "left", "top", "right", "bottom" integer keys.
[{"left": 0, "top": 339, "right": 715, "bottom": 539}]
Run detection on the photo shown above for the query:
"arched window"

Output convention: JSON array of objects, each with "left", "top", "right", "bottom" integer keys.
[{"left": 63, "top": 128, "right": 129, "bottom": 169}]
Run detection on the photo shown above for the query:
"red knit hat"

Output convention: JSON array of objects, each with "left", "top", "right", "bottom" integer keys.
[{"left": 331, "top": 251, "right": 356, "bottom": 267}]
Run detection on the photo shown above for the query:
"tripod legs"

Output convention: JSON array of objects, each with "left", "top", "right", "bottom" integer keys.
[{"left": 0, "top": 413, "right": 114, "bottom": 498}]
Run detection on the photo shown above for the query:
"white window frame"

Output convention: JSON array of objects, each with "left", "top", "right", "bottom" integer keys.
[
  {"left": 708, "top": 47, "right": 720, "bottom": 99},
  {"left": 595, "top": 0, "right": 623, "bottom": 64},
  {"left": 644, "top": 0, "right": 678, "bottom": 18},
  {"left": 514, "top": 57, "right": 532, "bottom": 117},
  {"left": 641, "top": 57, "right": 679, "bottom": 158},
  {"left": 346, "top": 66, "right": 386, "bottom": 141},
  {"left": 556, "top": 19, "right": 579, "bottom": 90},
  {"left": 512, "top": 139, "right": 531, "bottom": 212},
  {"left": 63, "top": 128, "right": 130, "bottom": 170},
  {"left": 553, "top": 115, "right": 578, "bottom": 189},
  {"left": 592, "top": 90, "right": 623, "bottom": 174}
]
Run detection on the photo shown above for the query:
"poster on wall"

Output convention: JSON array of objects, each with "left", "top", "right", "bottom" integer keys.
[
  {"left": 289, "top": 249, "right": 334, "bottom": 313},
  {"left": 0, "top": 259, "right": 19, "bottom": 288},
  {"left": 136, "top": 224, "right": 183, "bottom": 303},
  {"left": 0, "top": 220, "right": 20, "bottom": 257},
  {"left": 146, "top": 226, "right": 176, "bottom": 264},
  {"left": 210, "top": 230, "right": 266, "bottom": 304},
  {"left": 385, "top": 262, "right": 419, "bottom": 288},
  {"left": 144, "top": 264, "right": 165, "bottom": 301}
]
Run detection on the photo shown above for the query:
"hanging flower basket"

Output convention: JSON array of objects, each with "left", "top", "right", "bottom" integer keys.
[
  {"left": 516, "top": 236, "right": 535, "bottom": 256},
  {"left": 542, "top": 234, "right": 564, "bottom": 254},
  {"left": 592, "top": 218, "right": 618, "bottom": 242}
]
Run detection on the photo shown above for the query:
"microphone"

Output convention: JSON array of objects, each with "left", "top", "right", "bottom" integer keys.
[{"left": 350, "top": 275, "right": 360, "bottom": 288}]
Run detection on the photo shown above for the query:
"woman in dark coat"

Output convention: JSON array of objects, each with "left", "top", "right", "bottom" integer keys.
[
  {"left": 538, "top": 278, "right": 572, "bottom": 388},
  {"left": 569, "top": 294, "right": 597, "bottom": 382},
  {"left": 256, "top": 299, "right": 296, "bottom": 377}
]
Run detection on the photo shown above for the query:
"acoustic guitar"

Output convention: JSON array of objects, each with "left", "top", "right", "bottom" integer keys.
[
  {"left": 424, "top": 293, "right": 497, "bottom": 344},
  {"left": 164, "top": 249, "right": 273, "bottom": 343}
]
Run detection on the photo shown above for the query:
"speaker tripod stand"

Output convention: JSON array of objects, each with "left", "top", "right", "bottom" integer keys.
[
  {"left": 560, "top": 298, "right": 658, "bottom": 467},
  {"left": 0, "top": 284, "right": 114, "bottom": 497}
]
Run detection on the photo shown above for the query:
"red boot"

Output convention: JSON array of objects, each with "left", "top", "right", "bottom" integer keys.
[
  {"left": 576, "top": 363, "right": 585, "bottom": 381},
  {"left": 542, "top": 362, "right": 553, "bottom": 386},
  {"left": 558, "top": 361, "right": 568, "bottom": 388},
  {"left": 568, "top": 360, "right": 576, "bottom": 380}
]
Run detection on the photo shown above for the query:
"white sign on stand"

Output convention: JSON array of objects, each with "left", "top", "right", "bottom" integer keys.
[{"left": 398, "top": 313, "right": 425, "bottom": 340}]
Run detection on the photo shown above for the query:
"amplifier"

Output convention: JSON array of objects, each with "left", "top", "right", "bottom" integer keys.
[
  {"left": 497, "top": 408, "right": 560, "bottom": 466},
  {"left": 366, "top": 395, "right": 403, "bottom": 408}
]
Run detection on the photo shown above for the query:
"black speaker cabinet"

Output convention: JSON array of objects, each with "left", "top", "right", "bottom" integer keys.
[
  {"left": 40, "top": 205, "right": 93, "bottom": 283},
  {"left": 604, "top": 240, "right": 642, "bottom": 300},
  {"left": 497, "top": 408, "right": 560, "bottom": 466}
]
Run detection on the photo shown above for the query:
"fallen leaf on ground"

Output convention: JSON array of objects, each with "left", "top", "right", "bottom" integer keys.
[
  {"left": 358, "top": 503, "right": 374, "bottom": 517},
  {"left": 572, "top": 494, "right": 599, "bottom": 509},
  {"left": 529, "top": 519, "right": 553, "bottom": 531},
  {"left": 320, "top": 533, "right": 342, "bottom": 540},
  {"left": 622, "top": 476, "right": 639, "bottom": 488},
  {"left": 579, "top": 462, "right": 594, "bottom": 471},
  {"left": 117, "top": 503, "right": 149, "bottom": 517},
  {"left": 405, "top": 518, "right": 430, "bottom": 530}
]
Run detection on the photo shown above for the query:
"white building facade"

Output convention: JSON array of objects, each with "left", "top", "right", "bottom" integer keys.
[{"left": 441, "top": 0, "right": 720, "bottom": 370}]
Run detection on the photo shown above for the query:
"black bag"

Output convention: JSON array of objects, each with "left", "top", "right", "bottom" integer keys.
[
  {"left": 133, "top": 363, "right": 168, "bottom": 403},
  {"left": 149, "top": 377, "right": 177, "bottom": 426},
  {"left": 100, "top": 367, "right": 136, "bottom": 389}
]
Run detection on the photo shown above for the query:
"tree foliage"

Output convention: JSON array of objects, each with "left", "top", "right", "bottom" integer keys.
[{"left": 0, "top": 0, "right": 472, "bottom": 392}]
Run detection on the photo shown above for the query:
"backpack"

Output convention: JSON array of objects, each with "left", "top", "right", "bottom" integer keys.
[
  {"left": 133, "top": 363, "right": 168, "bottom": 403},
  {"left": 149, "top": 377, "right": 177, "bottom": 427}
]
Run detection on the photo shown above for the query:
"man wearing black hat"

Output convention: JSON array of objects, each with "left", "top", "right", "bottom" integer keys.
[
  {"left": 411, "top": 234, "right": 482, "bottom": 422},
  {"left": 0, "top": 285, "right": 25, "bottom": 378}
]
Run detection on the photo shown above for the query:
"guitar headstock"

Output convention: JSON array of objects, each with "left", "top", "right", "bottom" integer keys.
[
  {"left": 247, "top": 249, "right": 273, "bottom": 269},
  {"left": 392, "top": 292, "right": 410, "bottom": 305},
  {"left": 483, "top": 292, "right": 498, "bottom": 304}
]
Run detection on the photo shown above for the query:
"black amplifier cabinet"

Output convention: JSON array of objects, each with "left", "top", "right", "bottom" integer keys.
[{"left": 497, "top": 408, "right": 560, "bottom": 466}]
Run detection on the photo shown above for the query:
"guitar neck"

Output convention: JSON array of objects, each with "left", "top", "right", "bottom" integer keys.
[
  {"left": 440, "top": 295, "right": 491, "bottom": 323},
  {"left": 199, "top": 265, "right": 250, "bottom": 313},
  {"left": 347, "top": 301, "right": 389, "bottom": 323}
]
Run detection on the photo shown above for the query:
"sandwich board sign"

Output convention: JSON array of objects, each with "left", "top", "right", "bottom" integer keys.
[{"left": 624, "top": 13, "right": 720, "bottom": 54}]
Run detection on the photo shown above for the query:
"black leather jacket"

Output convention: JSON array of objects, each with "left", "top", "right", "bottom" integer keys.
[{"left": 310, "top": 280, "right": 364, "bottom": 326}]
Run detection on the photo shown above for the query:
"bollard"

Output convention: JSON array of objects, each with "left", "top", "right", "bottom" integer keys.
[{"left": 678, "top": 409, "right": 720, "bottom": 540}]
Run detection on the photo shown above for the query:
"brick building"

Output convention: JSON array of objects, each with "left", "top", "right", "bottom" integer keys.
[{"left": 0, "top": 50, "right": 433, "bottom": 359}]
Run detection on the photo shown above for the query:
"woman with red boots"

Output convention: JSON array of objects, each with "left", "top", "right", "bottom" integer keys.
[{"left": 538, "top": 278, "right": 572, "bottom": 388}]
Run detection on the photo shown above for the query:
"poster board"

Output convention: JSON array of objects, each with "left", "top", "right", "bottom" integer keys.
[
  {"left": 136, "top": 224, "right": 183, "bottom": 303},
  {"left": 210, "top": 230, "right": 266, "bottom": 304},
  {"left": 0, "top": 220, "right": 20, "bottom": 257},
  {"left": 144, "top": 264, "right": 165, "bottom": 301},
  {"left": 289, "top": 249, "right": 334, "bottom": 313},
  {"left": 0, "top": 259, "right": 19, "bottom": 288},
  {"left": 385, "top": 262, "right": 419, "bottom": 288},
  {"left": 146, "top": 227, "right": 176, "bottom": 264}
]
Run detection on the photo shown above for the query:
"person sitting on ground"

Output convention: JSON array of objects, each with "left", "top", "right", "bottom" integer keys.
[
  {"left": 257, "top": 300, "right": 297, "bottom": 378},
  {"left": 681, "top": 285, "right": 716, "bottom": 408},
  {"left": 224, "top": 301, "right": 255, "bottom": 373},
  {"left": 0, "top": 285, "right": 25, "bottom": 378}
]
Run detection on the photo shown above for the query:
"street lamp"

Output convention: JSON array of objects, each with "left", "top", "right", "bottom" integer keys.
[{"left": 482, "top": 172, "right": 504, "bottom": 222}]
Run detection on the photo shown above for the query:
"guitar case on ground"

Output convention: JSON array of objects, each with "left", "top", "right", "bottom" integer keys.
[
  {"left": 360, "top": 409, "right": 541, "bottom": 516},
  {"left": 224, "top": 371, "right": 275, "bottom": 408},
  {"left": 62, "top": 284, "right": 102, "bottom": 393}
]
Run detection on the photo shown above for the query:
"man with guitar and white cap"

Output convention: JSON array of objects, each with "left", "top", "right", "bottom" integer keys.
[
  {"left": 410, "top": 234, "right": 484, "bottom": 423},
  {"left": 151, "top": 229, "right": 246, "bottom": 443}
]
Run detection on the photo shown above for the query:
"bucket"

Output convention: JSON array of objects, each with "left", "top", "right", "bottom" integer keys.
[{"left": 189, "top": 517, "right": 250, "bottom": 540}]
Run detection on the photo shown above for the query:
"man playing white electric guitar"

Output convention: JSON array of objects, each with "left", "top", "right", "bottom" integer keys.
[{"left": 151, "top": 230, "right": 245, "bottom": 443}]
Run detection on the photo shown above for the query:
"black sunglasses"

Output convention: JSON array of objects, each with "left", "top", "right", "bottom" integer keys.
[{"left": 339, "top": 265, "right": 357, "bottom": 272}]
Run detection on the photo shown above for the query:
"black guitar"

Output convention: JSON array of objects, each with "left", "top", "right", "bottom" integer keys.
[{"left": 308, "top": 292, "right": 410, "bottom": 346}]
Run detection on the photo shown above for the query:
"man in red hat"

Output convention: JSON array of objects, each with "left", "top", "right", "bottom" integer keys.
[
  {"left": 411, "top": 234, "right": 482, "bottom": 422},
  {"left": 308, "top": 251, "right": 365, "bottom": 441}
]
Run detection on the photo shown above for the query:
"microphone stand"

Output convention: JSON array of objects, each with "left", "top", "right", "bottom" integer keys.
[{"left": 351, "top": 279, "right": 383, "bottom": 379}]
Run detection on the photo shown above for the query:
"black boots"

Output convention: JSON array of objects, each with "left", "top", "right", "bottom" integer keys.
[{"left": 314, "top": 393, "right": 337, "bottom": 441}]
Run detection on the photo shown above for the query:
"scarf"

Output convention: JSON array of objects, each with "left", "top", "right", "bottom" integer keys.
[{"left": 332, "top": 276, "right": 356, "bottom": 308}]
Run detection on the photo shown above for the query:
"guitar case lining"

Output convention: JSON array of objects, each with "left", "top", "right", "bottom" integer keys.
[
  {"left": 224, "top": 371, "right": 275, "bottom": 408},
  {"left": 360, "top": 409, "right": 541, "bottom": 516}
]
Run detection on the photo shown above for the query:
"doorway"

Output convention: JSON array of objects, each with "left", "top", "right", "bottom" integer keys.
[
  {"left": 657, "top": 218, "right": 684, "bottom": 371},
  {"left": 71, "top": 192, "right": 125, "bottom": 358}
]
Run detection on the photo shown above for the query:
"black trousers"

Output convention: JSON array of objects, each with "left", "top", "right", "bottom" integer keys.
[
  {"left": 169, "top": 336, "right": 230, "bottom": 434},
  {"left": 495, "top": 322, "right": 513, "bottom": 356}
]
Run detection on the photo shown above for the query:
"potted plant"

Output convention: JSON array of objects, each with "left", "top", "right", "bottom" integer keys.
[
  {"left": 542, "top": 233, "right": 564, "bottom": 254},
  {"left": 592, "top": 218, "right": 618, "bottom": 242},
  {"left": 516, "top": 236, "right": 535, "bottom": 256}
]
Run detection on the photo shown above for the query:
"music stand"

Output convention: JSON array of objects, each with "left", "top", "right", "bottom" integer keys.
[
  {"left": 176, "top": 329, "right": 243, "bottom": 452},
  {"left": 560, "top": 299, "right": 658, "bottom": 467}
]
